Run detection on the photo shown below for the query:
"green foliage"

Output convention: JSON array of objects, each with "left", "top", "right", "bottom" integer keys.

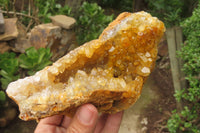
[
  {"left": 0, "top": 52, "right": 19, "bottom": 89},
  {"left": 98, "top": 0, "right": 116, "bottom": 7},
  {"left": 0, "top": 47, "right": 52, "bottom": 107},
  {"left": 167, "top": 107, "right": 199, "bottom": 133},
  {"left": 179, "top": 2, "right": 200, "bottom": 83},
  {"left": 89, "top": 0, "right": 133, "bottom": 12},
  {"left": 167, "top": 2, "right": 200, "bottom": 133},
  {"left": 0, "top": 91, "right": 6, "bottom": 105},
  {"left": 0, "top": 52, "right": 19, "bottom": 107},
  {"left": 181, "top": 11, "right": 200, "bottom": 36},
  {"left": 0, "top": 0, "right": 11, "bottom": 11},
  {"left": 145, "top": 0, "right": 193, "bottom": 27},
  {"left": 167, "top": 110, "right": 182, "bottom": 133},
  {"left": 0, "top": 0, "right": 72, "bottom": 25},
  {"left": 19, "top": 47, "right": 52, "bottom": 75},
  {"left": 35, "top": 0, "right": 72, "bottom": 23},
  {"left": 76, "top": 2, "right": 113, "bottom": 45}
]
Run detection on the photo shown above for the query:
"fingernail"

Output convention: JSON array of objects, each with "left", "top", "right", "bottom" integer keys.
[{"left": 78, "top": 105, "right": 94, "bottom": 125}]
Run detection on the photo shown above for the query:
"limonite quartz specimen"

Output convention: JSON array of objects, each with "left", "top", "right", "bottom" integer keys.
[{"left": 6, "top": 11, "right": 165, "bottom": 121}]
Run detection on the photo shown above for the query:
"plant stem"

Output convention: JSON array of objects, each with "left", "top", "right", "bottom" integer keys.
[
  {"left": 1, "top": 10, "right": 39, "bottom": 21},
  {"left": 12, "top": 0, "right": 16, "bottom": 17}
]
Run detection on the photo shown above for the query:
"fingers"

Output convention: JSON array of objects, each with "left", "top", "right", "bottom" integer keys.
[
  {"left": 66, "top": 104, "right": 99, "bottom": 133},
  {"left": 101, "top": 111, "right": 124, "bottom": 133},
  {"left": 35, "top": 105, "right": 123, "bottom": 133},
  {"left": 39, "top": 115, "right": 63, "bottom": 126},
  {"left": 34, "top": 115, "right": 64, "bottom": 133},
  {"left": 61, "top": 115, "right": 72, "bottom": 128},
  {"left": 94, "top": 114, "right": 108, "bottom": 133}
]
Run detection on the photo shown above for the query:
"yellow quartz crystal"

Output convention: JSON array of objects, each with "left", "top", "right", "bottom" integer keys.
[{"left": 6, "top": 11, "right": 165, "bottom": 121}]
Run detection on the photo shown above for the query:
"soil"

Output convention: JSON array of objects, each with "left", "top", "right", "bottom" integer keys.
[
  {"left": 143, "top": 63, "right": 176, "bottom": 133},
  {"left": 138, "top": 40, "right": 177, "bottom": 133}
]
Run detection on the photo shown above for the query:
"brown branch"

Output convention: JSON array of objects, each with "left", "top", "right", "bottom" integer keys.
[
  {"left": 26, "top": 19, "right": 33, "bottom": 33},
  {"left": 28, "top": 0, "right": 31, "bottom": 16},
  {"left": 20, "top": 0, "right": 24, "bottom": 20},
  {"left": 32, "top": 0, "right": 40, "bottom": 25},
  {"left": 1, "top": 10, "right": 39, "bottom": 21},
  {"left": 21, "top": 0, "right": 24, "bottom": 12},
  {"left": 12, "top": 0, "right": 16, "bottom": 17}
]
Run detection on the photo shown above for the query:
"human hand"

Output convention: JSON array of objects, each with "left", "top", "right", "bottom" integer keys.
[{"left": 34, "top": 104, "right": 123, "bottom": 133}]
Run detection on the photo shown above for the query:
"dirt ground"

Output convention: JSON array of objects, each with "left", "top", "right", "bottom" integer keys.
[{"left": 145, "top": 65, "right": 176, "bottom": 133}]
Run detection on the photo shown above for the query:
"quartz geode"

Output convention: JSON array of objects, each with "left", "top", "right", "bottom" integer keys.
[{"left": 6, "top": 11, "right": 165, "bottom": 121}]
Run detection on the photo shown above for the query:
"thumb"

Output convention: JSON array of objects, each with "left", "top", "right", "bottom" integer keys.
[{"left": 66, "top": 104, "right": 98, "bottom": 133}]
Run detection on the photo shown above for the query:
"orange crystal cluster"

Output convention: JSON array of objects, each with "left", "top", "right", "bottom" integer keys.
[{"left": 6, "top": 11, "right": 165, "bottom": 121}]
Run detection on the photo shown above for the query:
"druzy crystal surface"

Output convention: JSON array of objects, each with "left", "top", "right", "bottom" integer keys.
[{"left": 6, "top": 11, "right": 165, "bottom": 121}]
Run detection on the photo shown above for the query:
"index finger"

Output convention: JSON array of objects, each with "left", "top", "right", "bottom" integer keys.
[
  {"left": 34, "top": 115, "right": 65, "bottom": 133},
  {"left": 39, "top": 115, "right": 64, "bottom": 126},
  {"left": 101, "top": 111, "right": 124, "bottom": 133}
]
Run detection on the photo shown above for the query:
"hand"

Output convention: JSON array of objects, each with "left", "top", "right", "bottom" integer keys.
[{"left": 34, "top": 104, "right": 123, "bottom": 133}]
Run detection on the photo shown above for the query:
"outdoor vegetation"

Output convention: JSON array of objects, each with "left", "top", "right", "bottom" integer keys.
[
  {"left": 76, "top": 2, "right": 113, "bottom": 44},
  {"left": 145, "top": 0, "right": 193, "bottom": 27},
  {"left": 0, "top": 0, "right": 199, "bottom": 132},
  {"left": 167, "top": 3, "right": 200, "bottom": 132},
  {"left": 0, "top": 0, "right": 114, "bottom": 106},
  {"left": 0, "top": 47, "right": 52, "bottom": 105}
]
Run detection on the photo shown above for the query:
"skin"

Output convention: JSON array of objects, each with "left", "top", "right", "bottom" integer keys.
[{"left": 35, "top": 104, "right": 123, "bottom": 133}]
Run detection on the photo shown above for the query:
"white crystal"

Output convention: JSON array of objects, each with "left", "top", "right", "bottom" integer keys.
[
  {"left": 141, "top": 67, "right": 150, "bottom": 74},
  {"left": 119, "top": 78, "right": 126, "bottom": 88},
  {"left": 145, "top": 52, "right": 151, "bottom": 57},
  {"left": 109, "top": 46, "right": 115, "bottom": 52},
  {"left": 148, "top": 58, "right": 152, "bottom": 62}
]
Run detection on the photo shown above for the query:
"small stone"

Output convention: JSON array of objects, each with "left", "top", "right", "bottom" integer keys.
[
  {"left": 29, "top": 23, "right": 62, "bottom": 49},
  {"left": 51, "top": 29, "right": 78, "bottom": 61},
  {"left": 50, "top": 15, "right": 76, "bottom": 30},
  {"left": 141, "top": 117, "right": 148, "bottom": 125},
  {"left": 0, "top": 18, "right": 18, "bottom": 41},
  {"left": 141, "top": 126, "right": 148, "bottom": 133},
  {"left": 14, "top": 38, "right": 32, "bottom": 53},
  {"left": 0, "top": 118, "right": 7, "bottom": 127},
  {"left": 60, "top": 30, "right": 75, "bottom": 45},
  {"left": 67, "top": 43, "right": 79, "bottom": 52},
  {"left": 0, "top": 42, "right": 11, "bottom": 53},
  {"left": 5, "top": 107, "right": 17, "bottom": 121},
  {"left": 158, "top": 40, "right": 168, "bottom": 57},
  {"left": 0, "top": 11, "right": 5, "bottom": 34},
  {"left": 17, "top": 21, "right": 27, "bottom": 38}
]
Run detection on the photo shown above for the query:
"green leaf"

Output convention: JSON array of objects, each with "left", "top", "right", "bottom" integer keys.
[
  {"left": 36, "top": 61, "right": 52, "bottom": 71},
  {"left": 37, "top": 51, "right": 46, "bottom": 64},
  {"left": 76, "top": 2, "right": 113, "bottom": 45},
  {"left": 19, "top": 47, "right": 52, "bottom": 76},
  {"left": 0, "top": 70, "right": 12, "bottom": 80},
  {"left": 27, "top": 70, "right": 36, "bottom": 76},
  {"left": 1, "top": 78, "right": 12, "bottom": 89},
  {"left": 0, "top": 91, "right": 6, "bottom": 103},
  {"left": 26, "top": 47, "right": 38, "bottom": 58},
  {"left": 0, "top": 69, "right": 20, "bottom": 89}
]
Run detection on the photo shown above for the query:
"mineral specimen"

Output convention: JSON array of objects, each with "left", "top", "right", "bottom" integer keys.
[{"left": 6, "top": 11, "right": 165, "bottom": 121}]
